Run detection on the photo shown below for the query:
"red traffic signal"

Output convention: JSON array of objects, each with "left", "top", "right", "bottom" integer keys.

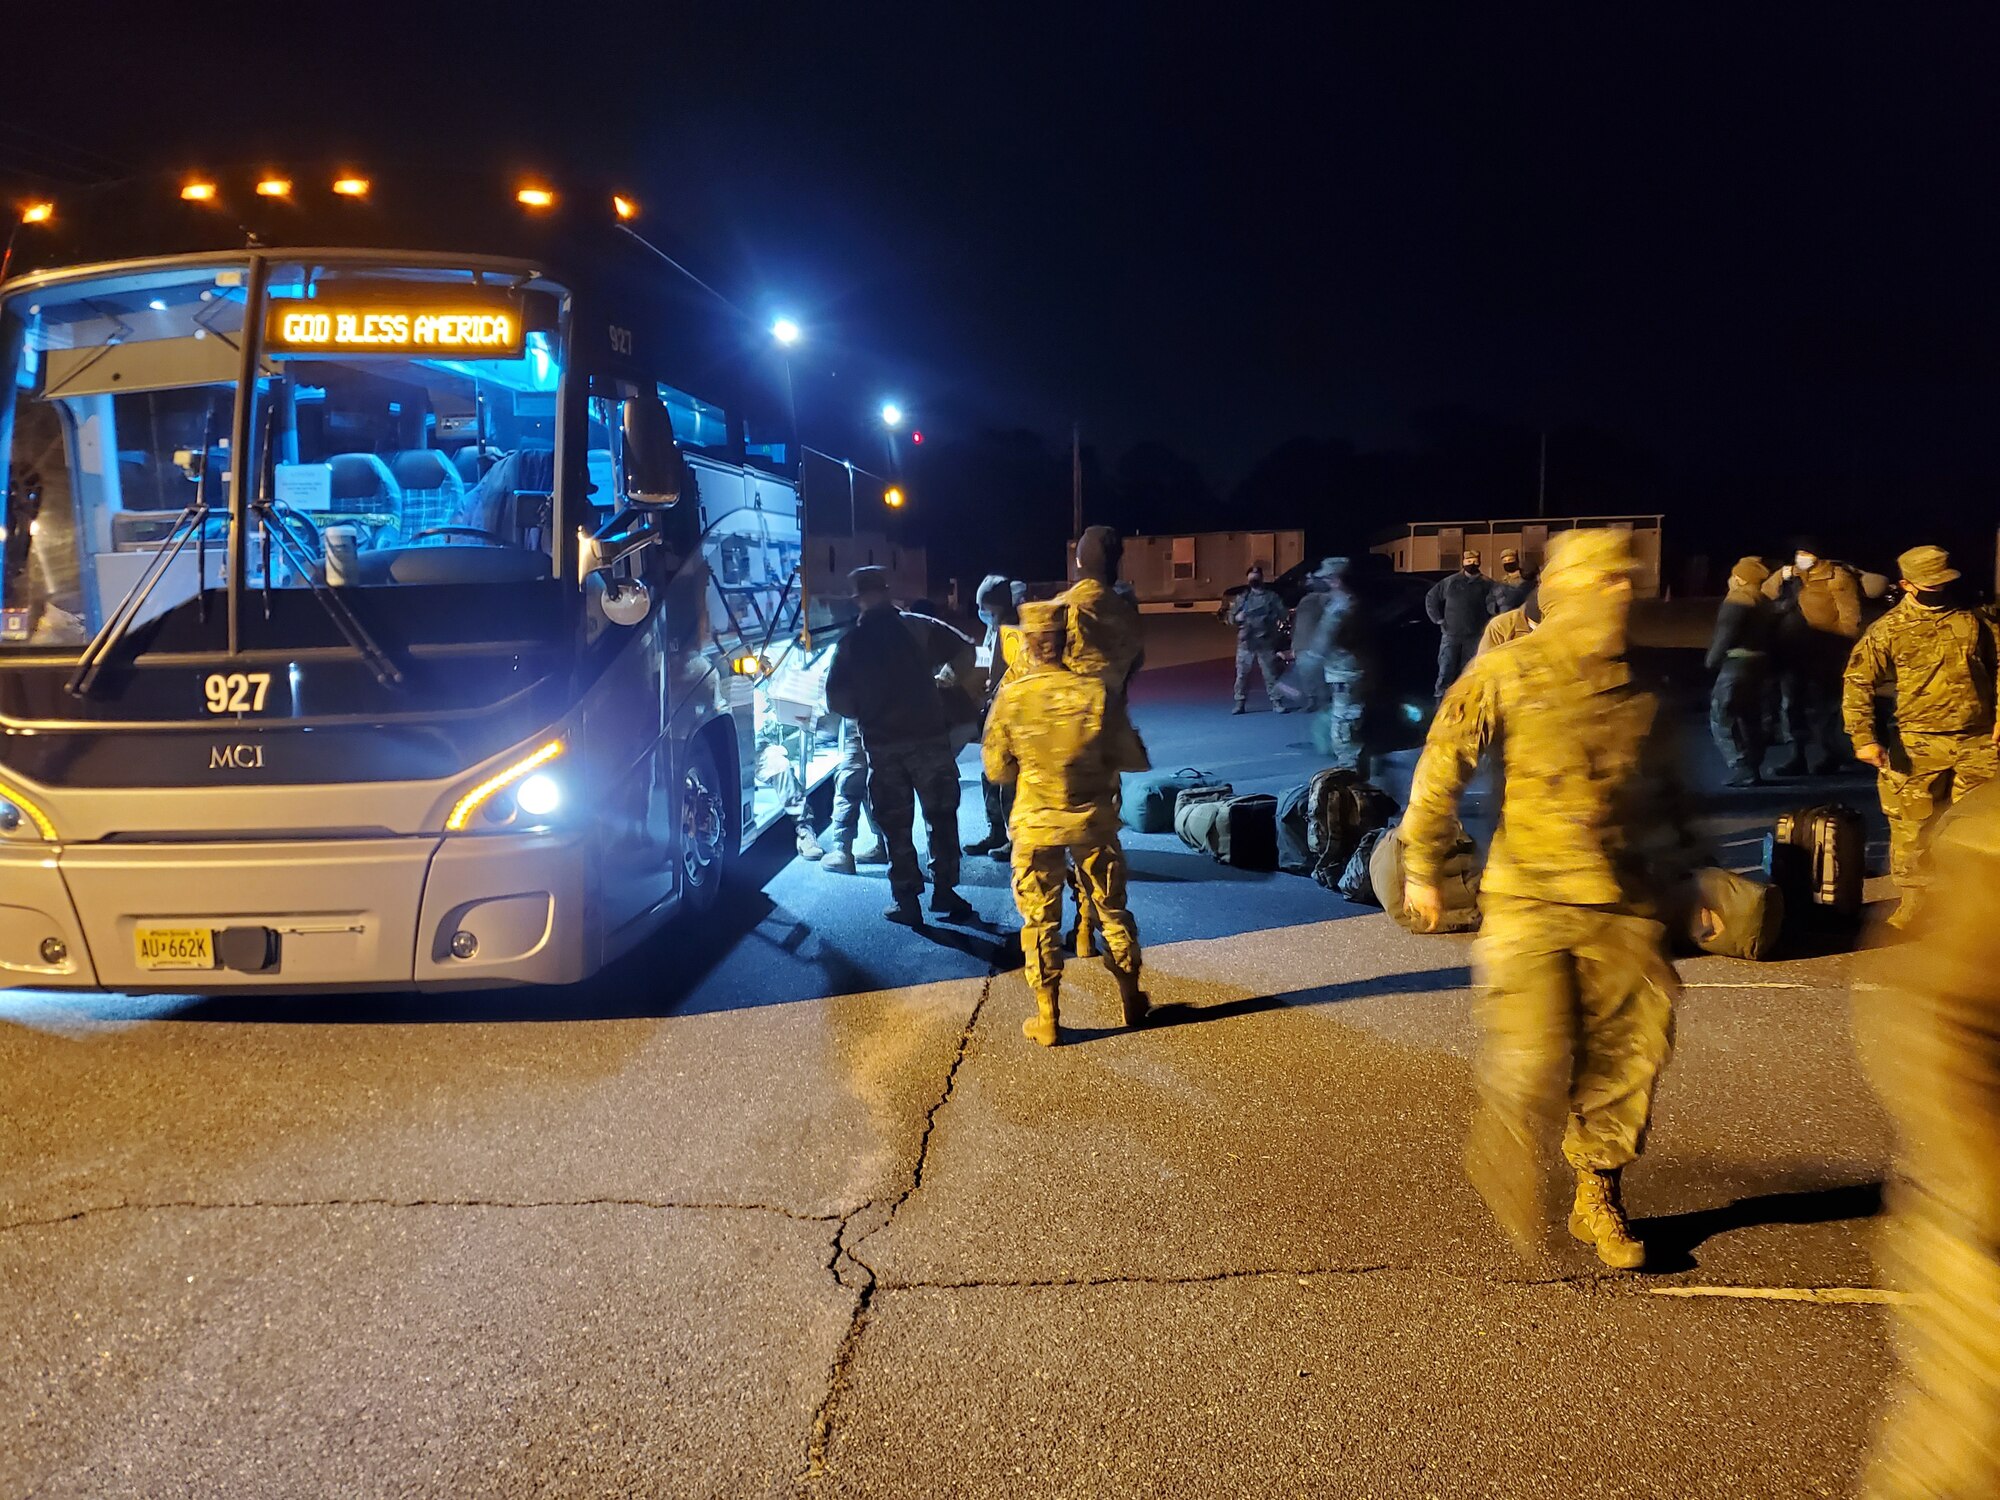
[{"left": 911, "top": 430, "right": 924, "bottom": 445}]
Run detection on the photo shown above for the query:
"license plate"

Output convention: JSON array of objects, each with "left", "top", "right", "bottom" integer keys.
[{"left": 134, "top": 926, "right": 216, "bottom": 971}]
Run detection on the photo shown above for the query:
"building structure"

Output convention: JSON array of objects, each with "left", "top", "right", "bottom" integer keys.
[
  {"left": 1372, "top": 515, "right": 1665, "bottom": 597},
  {"left": 1070, "top": 529, "right": 1305, "bottom": 609}
]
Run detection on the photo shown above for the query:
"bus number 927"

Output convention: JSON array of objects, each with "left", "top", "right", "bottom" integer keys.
[{"left": 203, "top": 672, "right": 273, "bottom": 714}]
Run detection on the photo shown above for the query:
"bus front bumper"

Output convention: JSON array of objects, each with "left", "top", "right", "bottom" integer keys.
[{"left": 0, "top": 834, "right": 592, "bottom": 992}]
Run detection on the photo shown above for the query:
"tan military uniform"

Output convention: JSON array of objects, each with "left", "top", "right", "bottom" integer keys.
[
  {"left": 983, "top": 643, "right": 1150, "bottom": 1034},
  {"left": 1401, "top": 529, "right": 1684, "bottom": 1268},
  {"left": 1842, "top": 594, "right": 2000, "bottom": 898},
  {"left": 1857, "top": 782, "right": 2000, "bottom": 1497},
  {"left": 1476, "top": 605, "right": 1533, "bottom": 655}
]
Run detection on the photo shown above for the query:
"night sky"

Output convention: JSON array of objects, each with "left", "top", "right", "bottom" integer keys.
[{"left": 5, "top": 5, "right": 1997, "bottom": 564}]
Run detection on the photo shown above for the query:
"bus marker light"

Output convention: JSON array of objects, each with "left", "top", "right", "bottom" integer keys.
[
  {"left": 39, "top": 938, "right": 66, "bottom": 966},
  {"left": 446, "top": 740, "right": 564, "bottom": 831}
]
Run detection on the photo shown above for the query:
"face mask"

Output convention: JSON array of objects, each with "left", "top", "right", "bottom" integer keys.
[
  {"left": 1794, "top": 554, "right": 1816, "bottom": 572},
  {"left": 1463, "top": 563, "right": 1480, "bottom": 574}
]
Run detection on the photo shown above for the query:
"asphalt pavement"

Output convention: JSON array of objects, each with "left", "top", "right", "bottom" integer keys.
[{"left": 0, "top": 628, "right": 1907, "bottom": 1498}]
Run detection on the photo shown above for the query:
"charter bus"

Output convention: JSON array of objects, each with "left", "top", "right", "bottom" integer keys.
[{"left": 0, "top": 169, "right": 851, "bottom": 991}]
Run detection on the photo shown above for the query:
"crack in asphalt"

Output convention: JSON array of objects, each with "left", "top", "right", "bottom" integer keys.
[
  {"left": 0, "top": 1196, "right": 846, "bottom": 1235},
  {"left": 799, "top": 967, "right": 995, "bottom": 1493},
  {"left": 872, "top": 1264, "right": 1618, "bottom": 1294}
]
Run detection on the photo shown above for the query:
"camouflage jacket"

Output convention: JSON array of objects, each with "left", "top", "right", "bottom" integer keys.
[
  {"left": 982, "top": 662, "right": 1151, "bottom": 846},
  {"left": 1229, "top": 585, "right": 1288, "bottom": 647},
  {"left": 1842, "top": 597, "right": 2000, "bottom": 746},
  {"left": 1400, "top": 627, "right": 1687, "bottom": 909},
  {"left": 1061, "top": 576, "right": 1144, "bottom": 692},
  {"left": 1306, "top": 589, "right": 1372, "bottom": 679}
]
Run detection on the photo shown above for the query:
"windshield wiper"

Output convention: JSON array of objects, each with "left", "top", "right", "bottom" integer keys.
[
  {"left": 249, "top": 429, "right": 403, "bottom": 690},
  {"left": 66, "top": 409, "right": 218, "bottom": 697}
]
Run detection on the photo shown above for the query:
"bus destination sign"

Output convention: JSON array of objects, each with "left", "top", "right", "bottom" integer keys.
[{"left": 264, "top": 295, "right": 526, "bottom": 358}]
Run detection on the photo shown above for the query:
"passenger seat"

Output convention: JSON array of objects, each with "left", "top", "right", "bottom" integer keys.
[{"left": 388, "top": 450, "right": 464, "bottom": 537}]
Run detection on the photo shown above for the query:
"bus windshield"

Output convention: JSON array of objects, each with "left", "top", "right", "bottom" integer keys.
[{"left": 0, "top": 260, "right": 570, "bottom": 654}]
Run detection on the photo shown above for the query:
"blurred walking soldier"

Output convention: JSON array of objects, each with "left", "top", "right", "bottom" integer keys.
[
  {"left": 1228, "top": 564, "right": 1289, "bottom": 713},
  {"left": 1401, "top": 529, "right": 1685, "bottom": 1270},
  {"left": 1426, "top": 549, "right": 1495, "bottom": 697},
  {"left": 984, "top": 600, "right": 1152, "bottom": 1046},
  {"left": 1301, "top": 558, "right": 1375, "bottom": 771},
  {"left": 825, "top": 567, "right": 977, "bottom": 926},
  {"left": 1706, "top": 555, "right": 1776, "bottom": 786},
  {"left": 1842, "top": 544, "right": 2000, "bottom": 929},
  {"left": 1857, "top": 782, "right": 2000, "bottom": 1499}
]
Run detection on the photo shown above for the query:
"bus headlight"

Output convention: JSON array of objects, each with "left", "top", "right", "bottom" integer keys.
[
  {"left": 445, "top": 740, "right": 565, "bottom": 832},
  {"left": 0, "top": 781, "right": 55, "bottom": 841},
  {"left": 515, "top": 773, "right": 562, "bottom": 818}
]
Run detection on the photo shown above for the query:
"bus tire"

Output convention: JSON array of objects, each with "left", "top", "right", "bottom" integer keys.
[{"left": 680, "top": 731, "right": 732, "bottom": 916}]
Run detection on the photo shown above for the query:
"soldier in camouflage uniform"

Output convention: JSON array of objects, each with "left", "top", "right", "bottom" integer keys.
[
  {"left": 1842, "top": 544, "right": 2000, "bottom": 928},
  {"left": 1856, "top": 780, "right": 2000, "bottom": 1499},
  {"left": 1705, "top": 555, "right": 1776, "bottom": 786},
  {"left": 983, "top": 599, "right": 1152, "bottom": 1046},
  {"left": 1227, "top": 565, "right": 1290, "bottom": 713},
  {"left": 1300, "top": 558, "right": 1375, "bottom": 772},
  {"left": 1401, "top": 528, "right": 1687, "bottom": 1270}
]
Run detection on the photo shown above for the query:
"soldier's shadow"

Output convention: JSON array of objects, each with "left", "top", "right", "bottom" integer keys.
[{"left": 1633, "top": 1180, "right": 1885, "bottom": 1273}]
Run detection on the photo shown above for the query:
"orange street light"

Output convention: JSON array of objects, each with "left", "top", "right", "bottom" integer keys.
[
  {"left": 20, "top": 202, "right": 53, "bottom": 224},
  {"left": 180, "top": 181, "right": 217, "bottom": 202},
  {"left": 331, "top": 176, "right": 370, "bottom": 198}
]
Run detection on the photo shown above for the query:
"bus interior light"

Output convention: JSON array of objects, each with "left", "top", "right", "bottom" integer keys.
[{"left": 446, "top": 740, "right": 565, "bottom": 831}]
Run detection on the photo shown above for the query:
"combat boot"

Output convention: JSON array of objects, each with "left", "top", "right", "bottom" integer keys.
[
  {"left": 1112, "top": 964, "right": 1150, "bottom": 1028},
  {"left": 795, "top": 823, "right": 826, "bottom": 860},
  {"left": 1568, "top": 1167, "right": 1646, "bottom": 1270},
  {"left": 820, "top": 846, "right": 857, "bottom": 874},
  {"left": 1022, "top": 981, "right": 1060, "bottom": 1047}
]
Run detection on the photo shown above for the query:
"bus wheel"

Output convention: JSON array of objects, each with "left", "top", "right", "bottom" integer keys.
[{"left": 680, "top": 734, "right": 731, "bottom": 914}]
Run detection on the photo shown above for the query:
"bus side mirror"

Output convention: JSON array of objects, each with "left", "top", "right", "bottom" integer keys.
[{"left": 623, "top": 398, "right": 687, "bottom": 507}]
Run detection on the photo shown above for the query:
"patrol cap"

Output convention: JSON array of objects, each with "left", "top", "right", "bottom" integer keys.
[
  {"left": 1461, "top": 549, "right": 1481, "bottom": 565},
  {"left": 1310, "top": 556, "right": 1349, "bottom": 580},
  {"left": 1499, "top": 548, "right": 1520, "bottom": 566},
  {"left": 1730, "top": 555, "right": 1771, "bottom": 587},
  {"left": 1898, "top": 544, "right": 1960, "bottom": 589},
  {"left": 1539, "top": 528, "right": 1637, "bottom": 606},
  {"left": 1017, "top": 599, "right": 1066, "bottom": 635},
  {"left": 848, "top": 565, "right": 890, "bottom": 595}
]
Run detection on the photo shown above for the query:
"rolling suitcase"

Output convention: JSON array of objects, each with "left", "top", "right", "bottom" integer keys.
[{"left": 1763, "top": 802, "right": 1864, "bottom": 928}]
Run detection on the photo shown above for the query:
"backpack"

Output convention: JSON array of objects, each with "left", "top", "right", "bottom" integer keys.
[
  {"left": 1305, "top": 768, "right": 1399, "bottom": 885},
  {"left": 1276, "top": 782, "right": 1315, "bottom": 874},
  {"left": 1175, "top": 793, "right": 1232, "bottom": 860},
  {"left": 1763, "top": 803, "right": 1864, "bottom": 932},
  {"left": 1683, "top": 867, "right": 1786, "bottom": 960},
  {"left": 1370, "top": 822, "right": 1481, "bottom": 933},
  {"left": 1123, "top": 767, "right": 1223, "bottom": 833},
  {"left": 1220, "top": 793, "right": 1279, "bottom": 871}
]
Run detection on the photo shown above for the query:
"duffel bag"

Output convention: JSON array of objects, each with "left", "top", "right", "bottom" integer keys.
[
  {"left": 1276, "top": 782, "right": 1314, "bottom": 875},
  {"left": 1222, "top": 793, "right": 1279, "bottom": 871},
  {"left": 1370, "top": 824, "right": 1481, "bottom": 933},
  {"left": 1123, "top": 767, "right": 1224, "bottom": 833},
  {"left": 1175, "top": 796, "right": 1232, "bottom": 861},
  {"left": 1684, "top": 866, "right": 1786, "bottom": 960}
]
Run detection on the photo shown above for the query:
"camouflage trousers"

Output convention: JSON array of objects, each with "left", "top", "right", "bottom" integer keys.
[
  {"left": 1877, "top": 730, "right": 1999, "bottom": 891},
  {"left": 1012, "top": 841, "right": 1140, "bottom": 997},
  {"left": 1316, "top": 671, "right": 1369, "bottom": 773},
  {"left": 825, "top": 720, "right": 873, "bottom": 850},
  {"left": 1234, "top": 643, "right": 1281, "bottom": 706},
  {"left": 1856, "top": 975, "right": 2000, "bottom": 1496},
  {"left": 1467, "top": 895, "right": 1679, "bottom": 1234},
  {"left": 864, "top": 734, "right": 962, "bottom": 901},
  {"left": 1708, "top": 655, "right": 1770, "bottom": 773}
]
